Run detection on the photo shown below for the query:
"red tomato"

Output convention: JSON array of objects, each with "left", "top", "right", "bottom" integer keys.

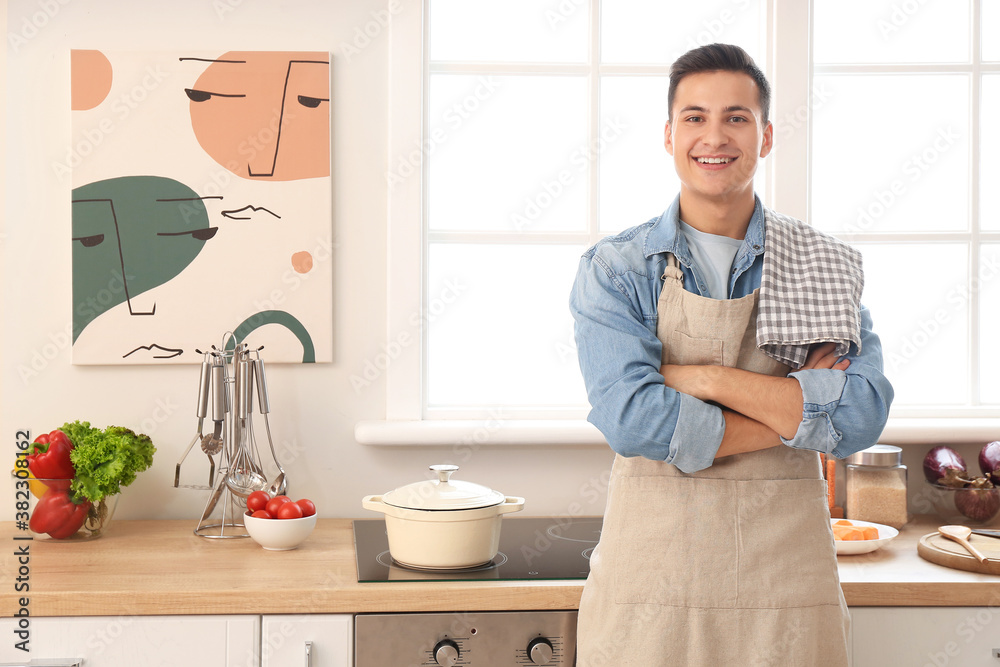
[
  {"left": 265, "top": 495, "right": 291, "bottom": 516},
  {"left": 250, "top": 510, "right": 273, "bottom": 519},
  {"left": 276, "top": 502, "right": 303, "bottom": 520},
  {"left": 295, "top": 499, "right": 317, "bottom": 517},
  {"left": 247, "top": 490, "right": 270, "bottom": 512}
]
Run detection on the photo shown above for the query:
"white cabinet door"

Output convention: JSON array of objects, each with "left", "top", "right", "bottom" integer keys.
[
  {"left": 261, "top": 615, "right": 352, "bottom": 667},
  {"left": 852, "top": 607, "right": 1000, "bottom": 667},
  {"left": 0, "top": 615, "right": 259, "bottom": 667}
]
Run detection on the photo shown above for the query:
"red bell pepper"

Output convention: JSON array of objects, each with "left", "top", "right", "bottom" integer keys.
[
  {"left": 27, "top": 430, "right": 75, "bottom": 480},
  {"left": 28, "top": 487, "right": 92, "bottom": 539}
]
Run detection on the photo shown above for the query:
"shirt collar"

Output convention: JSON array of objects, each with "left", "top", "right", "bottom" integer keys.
[{"left": 644, "top": 194, "right": 766, "bottom": 260}]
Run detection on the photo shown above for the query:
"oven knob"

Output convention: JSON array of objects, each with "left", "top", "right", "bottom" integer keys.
[
  {"left": 433, "top": 639, "right": 460, "bottom": 666},
  {"left": 527, "top": 637, "right": 554, "bottom": 664}
]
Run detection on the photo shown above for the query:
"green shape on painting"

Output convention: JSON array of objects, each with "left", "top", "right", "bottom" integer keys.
[
  {"left": 227, "top": 310, "right": 317, "bottom": 363},
  {"left": 72, "top": 176, "right": 216, "bottom": 342}
]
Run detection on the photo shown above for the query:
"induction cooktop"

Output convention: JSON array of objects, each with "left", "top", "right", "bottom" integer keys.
[{"left": 353, "top": 516, "right": 602, "bottom": 583}]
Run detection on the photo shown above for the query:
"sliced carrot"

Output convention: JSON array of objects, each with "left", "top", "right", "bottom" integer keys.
[
  {"left": 832, "top": 522, "right": 880, "bottom": 541},
  {"left": 833, "top": 525, "right": 856, "bottom": 540},
  {"left": 833, "top": 525, "right": 867, "bottom": 541}
]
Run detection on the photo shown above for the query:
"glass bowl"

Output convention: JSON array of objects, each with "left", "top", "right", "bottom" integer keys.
[
  {"left": 915, "top": 481, "right": 1000, "bottom": 525},
  {"left": 11, "top": 472, "right": 119, "bottom": 541}
]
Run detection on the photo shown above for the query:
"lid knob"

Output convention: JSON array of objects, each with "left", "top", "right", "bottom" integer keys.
[{"left": 430, "top": 464, "right": 459, "bottom": 483}]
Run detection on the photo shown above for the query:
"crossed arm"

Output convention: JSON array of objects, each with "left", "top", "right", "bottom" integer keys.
[{"left": 660, "top": 342, "right": 849, "bottom": 460}]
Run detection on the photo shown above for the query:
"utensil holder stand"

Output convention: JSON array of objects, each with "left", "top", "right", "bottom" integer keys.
[
  {"left": 194, "top": 471, "right": 250, "bottom": 539},
  {"left": 180, "top": 333, "right": 279, "bottom": 539}
]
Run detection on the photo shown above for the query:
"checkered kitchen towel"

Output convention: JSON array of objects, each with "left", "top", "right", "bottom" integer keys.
[{"left": 756, "top": 207, "right": 864, "bottom": 370}]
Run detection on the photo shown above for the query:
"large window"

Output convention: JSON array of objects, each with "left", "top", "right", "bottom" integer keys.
[
  {"left": 386, "top": 0, "right": 768, "bottom": 424},
  {"left": 363, "top": 1, "right": 996, "bottom": 445},
  {"left": 811, "top": 0, "right": 998, "bottom": 416}
]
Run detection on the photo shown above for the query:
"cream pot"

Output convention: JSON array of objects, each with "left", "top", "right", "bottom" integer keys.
[{"left": 362, "top": 464, "right": 525, "bottom": 569}]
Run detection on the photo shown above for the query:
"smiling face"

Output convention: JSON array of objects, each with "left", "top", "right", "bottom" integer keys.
[{"left": 664, "top": 70, "right": 772, "bottom": 229}]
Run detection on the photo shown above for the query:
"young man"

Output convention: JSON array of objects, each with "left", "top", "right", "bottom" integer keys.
[{"left": 570, "top": 43, "right": 893, "bottom": 666}]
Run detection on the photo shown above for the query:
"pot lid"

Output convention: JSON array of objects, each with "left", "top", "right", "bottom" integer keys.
[{"left": 382, "top": 465, "right": 506, "bottom": 510}]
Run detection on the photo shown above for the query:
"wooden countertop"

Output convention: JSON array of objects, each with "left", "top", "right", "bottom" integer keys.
[{"left": 3, "top": 516, "right": 1000, "bottom": 617}]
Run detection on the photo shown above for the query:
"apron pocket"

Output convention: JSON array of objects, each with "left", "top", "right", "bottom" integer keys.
[
  {"left": 613, "top": 475, "right": 738, "bottom": 608},
  {"left": 735, "top": 478, "right": 842, "bottom": 608},
  {"left": 668, "top": 331, "right": 724, "bottom": 366}
]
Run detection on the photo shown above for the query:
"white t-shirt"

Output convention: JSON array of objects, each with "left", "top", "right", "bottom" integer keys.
[{"left": 679, "top": 220, "right": 743, "bottom": 300}]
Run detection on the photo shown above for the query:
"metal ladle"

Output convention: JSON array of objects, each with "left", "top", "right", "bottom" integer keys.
[
  {"left": 254, "top": 357, "right": 287, "bottom": 497},
  {"left": 939, "top": 525, "right": 987, "bottom": 563}
]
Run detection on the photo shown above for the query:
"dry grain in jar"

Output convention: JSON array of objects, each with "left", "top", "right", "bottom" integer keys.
[{"left": 846, "top": 445, "right": 908, "bottom": 529}]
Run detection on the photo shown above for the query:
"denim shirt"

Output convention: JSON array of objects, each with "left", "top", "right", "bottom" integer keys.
[{"left": 569, "top": 195, "right": 894, "bottom": 473}]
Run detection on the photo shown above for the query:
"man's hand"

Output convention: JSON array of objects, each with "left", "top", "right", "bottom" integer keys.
[{"left": 800, "top": 341, "right": 850, "bottom": 372}]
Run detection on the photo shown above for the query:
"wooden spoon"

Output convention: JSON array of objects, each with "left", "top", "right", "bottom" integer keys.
[{"left": 939, "top": 525, "right": 987, "bottom": 563}]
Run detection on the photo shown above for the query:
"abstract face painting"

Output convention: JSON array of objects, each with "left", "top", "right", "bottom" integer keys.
[{"left": 70, "top": 50, "right": 332, "bottom": 365}]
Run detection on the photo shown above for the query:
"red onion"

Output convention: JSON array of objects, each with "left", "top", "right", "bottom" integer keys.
[
  {"left": 979, "top": 441, "right": 1000, "bottom": 484},
  {"left": 923, "top": 445, "right": 968, "bottom": 488},
  {"left": 955, "top": 487, "right": 1000, "bottom": 522}
]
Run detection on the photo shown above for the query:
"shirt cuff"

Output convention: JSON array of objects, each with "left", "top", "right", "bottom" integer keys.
[
  {"left": 668, "top": 393, "right": 725, "bottom": 473},
  {"left": 781, "top": 369, "right": 848, "bottom": 454}
]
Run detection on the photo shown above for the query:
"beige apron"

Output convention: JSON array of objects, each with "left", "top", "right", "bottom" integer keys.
[{"left": 577, "top": 256, "right": 850, "bottom": 667}]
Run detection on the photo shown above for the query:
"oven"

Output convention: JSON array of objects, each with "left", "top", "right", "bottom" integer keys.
[{"left": 352, "top": 516, "right": 601, "bottom": 666}]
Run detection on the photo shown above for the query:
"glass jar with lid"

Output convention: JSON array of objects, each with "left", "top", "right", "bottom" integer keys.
[{"left": 845, "top": 444, "right": 908, "bottom": 528}]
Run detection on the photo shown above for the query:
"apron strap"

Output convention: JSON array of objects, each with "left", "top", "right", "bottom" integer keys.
[{"left": 662, "top": 253, "right": 685, "bottom": 284}]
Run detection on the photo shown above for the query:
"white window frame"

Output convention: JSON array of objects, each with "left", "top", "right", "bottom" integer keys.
[{"left": 356, "top": 0, "right": 1000, "bottom": 445}]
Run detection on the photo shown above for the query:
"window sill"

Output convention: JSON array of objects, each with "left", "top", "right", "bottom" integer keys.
[
  {"left": 878, "top": 417, "right": 1000, "bottom": 445},
  {"left": 355, "top": 417, "right": 1000, "bottom": 447},
  {"left": 354, "top": 419, "right": 606, "bottom": 446}
]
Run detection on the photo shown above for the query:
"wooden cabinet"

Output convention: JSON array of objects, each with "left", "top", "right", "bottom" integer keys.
[
  {"left": 0, "top": 615, "right": 259, "bottom": 667},
  {"left": 852, "top": 607, "right": 1000, "bottom": 667},
  {"left": 260, "top": 615, "right": 353, "bottom": 667}
]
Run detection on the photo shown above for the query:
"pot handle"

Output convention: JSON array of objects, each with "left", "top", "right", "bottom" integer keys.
[
  {"left": 362, "top": 495, "right": 387, "bottom": 513},
  {"left": 496, "top": 496, "right": 525, "bottom": 515}
]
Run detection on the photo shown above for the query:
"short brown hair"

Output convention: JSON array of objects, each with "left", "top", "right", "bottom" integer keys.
[{"left": 668, "top": 43, "right": 771, "bottom": 126}]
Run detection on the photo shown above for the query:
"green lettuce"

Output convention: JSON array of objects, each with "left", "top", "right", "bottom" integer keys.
[
  {"left": 59, "top": 420, "right": 97, "bottom": 450},
  {"left": 61, "top": 421, "right": 156, "bottom": 503}
]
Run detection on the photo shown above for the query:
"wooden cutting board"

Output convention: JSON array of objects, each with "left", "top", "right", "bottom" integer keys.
[{"left": 917, "top": 531, "right": 1000, "bottom": 575}]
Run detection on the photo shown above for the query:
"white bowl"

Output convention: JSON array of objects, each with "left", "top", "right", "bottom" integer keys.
[
  {"left": 831, "top": 518, "right": 898, "bottom": 555},
  {"left": 244, "top": 512, "right": 316, "bottom": 550}
]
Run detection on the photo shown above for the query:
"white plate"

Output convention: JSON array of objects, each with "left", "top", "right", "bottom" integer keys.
[{"left": 831, "top": 518, "right": 899, "bottom": 555}]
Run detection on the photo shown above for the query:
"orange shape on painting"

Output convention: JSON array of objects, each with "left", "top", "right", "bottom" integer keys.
[
  {"left": 185, "top": 51, "right": 330, "bottom": 181},
  {"left": 291, "top": 251, "right": 314, "bottom": 274},
  {"left": 71, "top": 50, "right": 113, "bottom": 111}
]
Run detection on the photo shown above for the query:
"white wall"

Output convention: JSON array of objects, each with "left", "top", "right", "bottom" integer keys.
[{"left": 0, "top": 0, "right": 615, "bottom": 523}]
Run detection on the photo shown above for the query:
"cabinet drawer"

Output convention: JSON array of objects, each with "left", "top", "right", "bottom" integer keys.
[
  {"left": 852, "top": 607, "right": 1000, "bottom": 667},
  {"left": 261, "top": 615, "right": 352, "bottom": 667},
  {"left": 0, "top": 615, "right": 259, "bottom": 667}
]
